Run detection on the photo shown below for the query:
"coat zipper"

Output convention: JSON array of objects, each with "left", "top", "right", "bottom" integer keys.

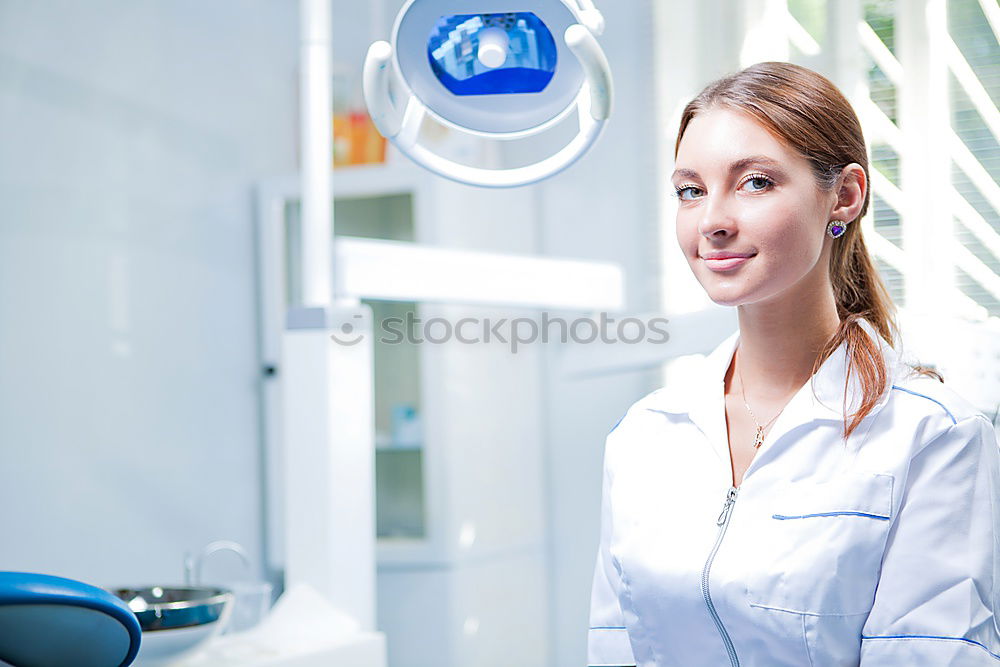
[{"left": 701, "top": 485, "right": 740, "bottom": 667}]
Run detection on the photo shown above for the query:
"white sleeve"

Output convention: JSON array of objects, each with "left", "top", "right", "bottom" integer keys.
[
  {"left": 860, "top": 414, "right": 1000, "bottom": 664},
  {"left": 588, "top": 443, "right": 637, "bottom": 667}
]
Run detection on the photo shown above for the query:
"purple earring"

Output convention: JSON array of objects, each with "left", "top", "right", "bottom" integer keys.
[{"left": 827, "top": 220, "right": 848, "bottom": 238}]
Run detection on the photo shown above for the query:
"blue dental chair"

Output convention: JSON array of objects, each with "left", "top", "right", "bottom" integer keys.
[{"left": 0, "top": 572, "right": 141, "bottom": 667}]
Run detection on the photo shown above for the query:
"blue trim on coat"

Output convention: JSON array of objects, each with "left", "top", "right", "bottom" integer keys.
[
  {"left": 861, "top": 633, "right": 1000, "bottom": 660},
  {"left": 608, "top": 411, "right": 627, "bottom": 436},
  {"left": 890, "top": 385, "right": 957, "bottom": 424},
  {"left": 773, "top": 511, "right": 890, "bottom": 520}
]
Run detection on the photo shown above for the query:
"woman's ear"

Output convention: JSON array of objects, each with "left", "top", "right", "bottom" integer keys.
[{"left": 830, "top": 163, "right": 867, "bottom": 223}]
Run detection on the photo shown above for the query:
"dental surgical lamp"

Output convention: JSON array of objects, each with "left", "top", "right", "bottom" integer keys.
[{"left": 363, "top": 0, "right": 613, "bottom": 188}]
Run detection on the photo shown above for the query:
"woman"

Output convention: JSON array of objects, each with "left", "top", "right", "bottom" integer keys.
[{"left": 588, "top": 61, "right": 1000, "bottom": 666}]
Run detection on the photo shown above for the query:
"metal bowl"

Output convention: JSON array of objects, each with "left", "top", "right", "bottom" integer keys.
[
  {"left": 112, "top": 586, "right": 233, "bottom": 632},
  {"left": 110, "top": 586, "right": 233, "bottom": 664}
]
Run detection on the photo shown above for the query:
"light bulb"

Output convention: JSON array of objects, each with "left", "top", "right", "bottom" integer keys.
[{"left": 477, "top": 27, "right": 509, "bottom": 69}]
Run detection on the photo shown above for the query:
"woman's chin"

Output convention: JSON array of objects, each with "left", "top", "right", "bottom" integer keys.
[
  {"left": 707, "top": 294, "right": 745, "bottom": 307},
  {"left": 700, "top": 282, "right": 754, "bottom": 307},
  {"left": 690, "top": 264, "right": 761, "bottom": 307}
]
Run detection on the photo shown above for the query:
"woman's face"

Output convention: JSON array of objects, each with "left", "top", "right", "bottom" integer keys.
[{"left": 672, "top": 106, "right": 842, "bottom": 308}]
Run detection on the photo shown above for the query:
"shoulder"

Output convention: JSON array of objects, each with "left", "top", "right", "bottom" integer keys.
[
  {"left": 885, "top": 368, "right": 995, "bottom": 455},
  {"left": 602, "top": 345, "right": 712, "bottom": 428},
  {"left": 602, "top": 381, "right": 689, "bottom": 473},
  {"left": 607, "top": 353, "right": 710, "bottom": 436},
  {"left": 607, "top": 386, "right": 671, "bottom": 437},
  {"left": 889, "top": 369, "right": 985, "bottom": 426}
]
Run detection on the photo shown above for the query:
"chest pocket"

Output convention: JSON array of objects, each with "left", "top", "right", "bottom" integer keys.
[{"left": 744, "top": 472, "right": 895, "bottom": 616}]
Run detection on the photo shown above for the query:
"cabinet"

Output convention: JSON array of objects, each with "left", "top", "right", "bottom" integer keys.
[{"left": 284, "top": 187, "right": 428, "bottom": 543}]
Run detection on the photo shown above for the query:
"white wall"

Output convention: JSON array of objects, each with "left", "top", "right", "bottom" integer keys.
[{"left": 0, "top": 0, "right": 298, "bottom": 588}]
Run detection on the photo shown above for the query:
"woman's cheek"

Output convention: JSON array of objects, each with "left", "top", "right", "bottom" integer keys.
[{"left": 675, "top": 220, "right": 700, "bottom": 261}]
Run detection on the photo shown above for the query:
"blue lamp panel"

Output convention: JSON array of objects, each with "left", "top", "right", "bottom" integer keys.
[{"left": 428, "top": 12, "right": 557, "bottom": 96}]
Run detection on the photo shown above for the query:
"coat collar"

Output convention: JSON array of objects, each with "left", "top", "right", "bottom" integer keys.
[{"left": 643, "top": 317, "right": 904, "bottom": 437}]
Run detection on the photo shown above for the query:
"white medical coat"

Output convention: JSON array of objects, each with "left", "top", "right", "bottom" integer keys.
[{"left": 588, "top": 318, "right": 1000, "bottom": 666}]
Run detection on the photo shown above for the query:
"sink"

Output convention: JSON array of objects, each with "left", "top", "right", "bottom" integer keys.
[{"left": 109, "top": 586, "right": 233, "bottom": 666}]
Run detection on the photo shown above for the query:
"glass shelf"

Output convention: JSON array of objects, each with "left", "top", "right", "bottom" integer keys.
[
  {"left": 368, "top": 296, "right": 426, "bottom": 540},
  {"left": 281, "top": 191, "right": 427, "bottom": 541},
  {"left": 338, "top": 194, "right": 426, "bottom": 542},
  {"left": 374, "top": 447, "right": 425, "bottom": 539}
]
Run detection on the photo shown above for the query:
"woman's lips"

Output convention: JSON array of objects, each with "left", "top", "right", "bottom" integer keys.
[{"left": 702, "top": 254, "right": 755, "bottom": 271}]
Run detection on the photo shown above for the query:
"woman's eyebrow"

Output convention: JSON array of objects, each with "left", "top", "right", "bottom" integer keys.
[{"left": 671, "top": 155, "right": 784, "bottom": 181}]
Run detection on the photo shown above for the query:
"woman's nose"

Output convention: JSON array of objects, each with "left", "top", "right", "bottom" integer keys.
[{"left": 696, "top": 196, "right": 739, "bottom": 239}]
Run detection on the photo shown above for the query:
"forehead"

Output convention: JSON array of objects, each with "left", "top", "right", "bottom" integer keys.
[{"left": 673, "top": 107, "right": 801, "bottom": 178}]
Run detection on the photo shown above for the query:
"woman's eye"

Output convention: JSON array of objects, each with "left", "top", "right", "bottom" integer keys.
[
  {"left": 673, "top": 185, "right": 702, "bottom": 201},
  {"left": 673, "top": 174, "right": 774, "bottom": 201},
  {"left": 741, "top": 174, "right": 774, "bottom": 193}
]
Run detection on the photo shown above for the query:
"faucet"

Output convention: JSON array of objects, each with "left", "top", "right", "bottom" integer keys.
[{"left": 183, "top": 540, "right": 251, "bottom": 586}]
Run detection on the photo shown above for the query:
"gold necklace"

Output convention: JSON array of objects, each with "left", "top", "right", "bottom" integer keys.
[{"left": 736, "top": 353, "right": 784, "bottom": 449}]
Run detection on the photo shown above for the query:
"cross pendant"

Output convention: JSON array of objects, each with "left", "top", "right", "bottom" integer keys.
[{"left": 753, "top": 426, "right": 765, "bottom": 449}]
